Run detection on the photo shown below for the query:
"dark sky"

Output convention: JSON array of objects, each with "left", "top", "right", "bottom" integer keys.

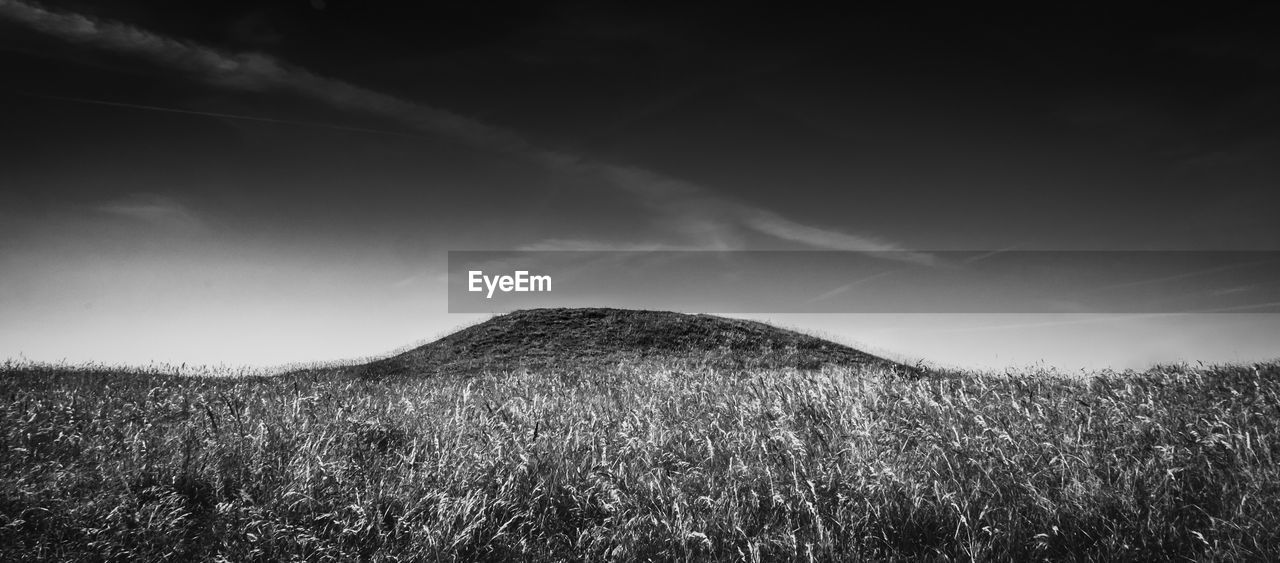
[{"left": 1, "top": 1, "right": 1277, "bottom": 368}]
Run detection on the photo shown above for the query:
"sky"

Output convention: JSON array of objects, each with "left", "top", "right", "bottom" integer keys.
[{"left": 1, "top": 1, "right": 1277, "bottom": 370}]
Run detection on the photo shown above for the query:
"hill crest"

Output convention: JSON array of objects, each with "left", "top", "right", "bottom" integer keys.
[{"left": 353, "top": 308, "right": 908, "bottom": 378}]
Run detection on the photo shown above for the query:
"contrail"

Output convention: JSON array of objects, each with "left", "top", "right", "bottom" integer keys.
[{"left": 9, "top": 89, "right": 438, "bottom": 139}]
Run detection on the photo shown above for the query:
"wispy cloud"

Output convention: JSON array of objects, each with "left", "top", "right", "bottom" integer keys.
[
  {"left": 0, "top": 0, "right": 925, "bottom": 260},
  {"left": 1210, "top": 285, "right": 1255, "bottom": 296},
  {"left": 1090, "top": 258, "right": 1276, "bottom": 292},
  {"left": 741, "top": 208, "right": 899, "bottom": 251},
  {"left": 0, "top": 1, "right": 526, "bottom": 151},
  {"left": 516, "top": 239, "right": 714, "bottom": 251},
  {"left": 961, "top": 245, "right": 1022, "bottom": 264},
  {"left": 920, "top": 300, "right": 1280, "bottom": 334},
  {"left": 803, "top": 271, "right": 897, "bottom": 305},
  {"left": 97, "top": 194, "right": 205, "bottom": 232}
]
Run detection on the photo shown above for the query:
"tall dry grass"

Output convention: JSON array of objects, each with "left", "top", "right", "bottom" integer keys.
[{"left": 2, "top": 359, "right": 1278, "bottom": 560}]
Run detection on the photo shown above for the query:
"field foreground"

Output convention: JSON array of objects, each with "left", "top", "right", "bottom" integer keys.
[{"left": 2, "top": 360, "right": 1279, "bottom": 561}]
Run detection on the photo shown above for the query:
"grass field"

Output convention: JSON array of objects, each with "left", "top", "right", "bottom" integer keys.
[{"left": 3, "top": 356, "right": 1279, "bottom": 561}]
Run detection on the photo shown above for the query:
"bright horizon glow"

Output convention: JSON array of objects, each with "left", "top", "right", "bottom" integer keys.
[{"left": 1, "top": 193, "right": 1275, "bottom": 373}]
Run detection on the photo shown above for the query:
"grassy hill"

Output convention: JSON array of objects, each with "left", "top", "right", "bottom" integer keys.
[
  {"left": 349, "top": 308, "right": 911, "bottom": 379},
  {"left": 2, "top": 310, "right": 1278, "bottom": 561}
]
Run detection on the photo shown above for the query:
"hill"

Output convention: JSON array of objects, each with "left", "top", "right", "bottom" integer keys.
[{"left": 350, "top": 308, "right": 908, "bottom": 378}]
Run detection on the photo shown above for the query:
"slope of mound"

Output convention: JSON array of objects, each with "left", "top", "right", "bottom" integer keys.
[{"left": 354, "top": 308, "right": 907, "bottom": 378}]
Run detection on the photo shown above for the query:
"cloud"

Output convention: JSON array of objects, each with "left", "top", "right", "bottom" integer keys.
[
  {"left": 97, "top": 194, "right": 205, "bottom": 232},
  {"left": 0, "top": 0, "right": 524, "bottom": 151},
  {"left": 1090, "top": 258, "right": 1276, "bottom": 293},
  {"left": 517, "top": 239, "right": 708, "bottom": 251},
  {"left": 803, "top": 271, "right": 897, "bottom": 305},
  {"left": 741, "top": 209, "right": 937, "bottom": 265},
  {"left": 0, "top": 0, "right": 926, "bottom": 261},
  {"left": 961, "top": 246, "right": 1021, "bottom": 264},
  {"left": 1210, "top": 285, "right": 1255, "bottom": 296}
]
